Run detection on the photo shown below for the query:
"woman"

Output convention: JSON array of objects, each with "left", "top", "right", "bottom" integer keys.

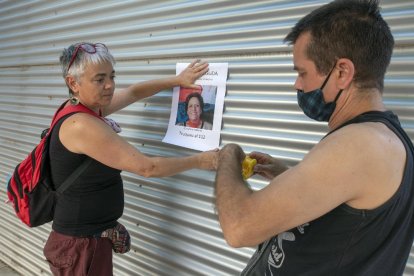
[
  {"left": 43, "top": 42, "right": 217, "bottom": 276},
  {"left": 177, "top": 92, "right": 213, "bottom": 130}
]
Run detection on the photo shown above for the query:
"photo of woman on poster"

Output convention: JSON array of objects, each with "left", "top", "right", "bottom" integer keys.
[{"left": 176, "top": 85, "right": 216, "bottom": 130}]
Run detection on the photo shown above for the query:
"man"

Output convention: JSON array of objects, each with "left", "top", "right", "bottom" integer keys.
[{"left": 215, "top": 0, "right": 414, "bottom": 275}]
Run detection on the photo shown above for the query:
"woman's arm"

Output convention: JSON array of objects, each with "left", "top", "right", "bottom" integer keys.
[
  {"left": 60, "top": 112, "right": 217, "bottom": 177},
  {"left": 103, "top": 60, "right": 208, "bottom": 116}
]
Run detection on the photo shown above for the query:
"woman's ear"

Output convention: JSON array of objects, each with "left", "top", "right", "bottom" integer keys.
[
  {"left": 335, "top": 58, "right": 354, "bottom": 89},
  {"left": 65, "top": 75, "right": 79, "bottom": 93}
]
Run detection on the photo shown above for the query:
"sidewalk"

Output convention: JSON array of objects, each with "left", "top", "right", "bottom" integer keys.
[{"left": 0, "top": 260, "right": 21, "bottom": 275}]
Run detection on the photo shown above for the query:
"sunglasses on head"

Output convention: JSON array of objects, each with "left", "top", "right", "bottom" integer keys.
[{"left": 66, "top": 43, "right": 107, "bottom": 71}]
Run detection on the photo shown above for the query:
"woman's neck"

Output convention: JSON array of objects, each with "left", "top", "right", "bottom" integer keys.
[{"left": 187, "top": 119, "right": 202, "bottom": 128}]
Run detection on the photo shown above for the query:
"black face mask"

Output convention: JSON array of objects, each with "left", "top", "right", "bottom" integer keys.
[{"left": 297, "top": 65, "right": 343, "bottom": 122}]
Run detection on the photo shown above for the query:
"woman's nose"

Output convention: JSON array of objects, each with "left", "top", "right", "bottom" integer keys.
[{"left": 105, "top": 79, "right": 114, "bottom": 90}]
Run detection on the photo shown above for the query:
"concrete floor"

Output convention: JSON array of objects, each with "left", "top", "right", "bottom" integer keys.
[{"left": 0, "top": 260, "right": 21, "bottom": 276}]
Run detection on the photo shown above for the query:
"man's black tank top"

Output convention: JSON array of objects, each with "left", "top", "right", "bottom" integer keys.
[
  {"left": 242, "top": 111, "right": 414, "bottom": 276},
  {"left": 49, "top": 113, "right": 124, "bottom": 237}
]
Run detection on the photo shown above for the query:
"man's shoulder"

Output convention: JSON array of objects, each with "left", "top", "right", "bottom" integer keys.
[
  {"left": 306, "top": 121, "right": 396, "bottom": 168},
  {"left": 324, "top": 121, "right": 401, "bottom": 149}
]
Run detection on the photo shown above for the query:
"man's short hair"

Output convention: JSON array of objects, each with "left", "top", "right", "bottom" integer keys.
[{"left": 284, "top": 0, "right": 394, "bottom": 91}]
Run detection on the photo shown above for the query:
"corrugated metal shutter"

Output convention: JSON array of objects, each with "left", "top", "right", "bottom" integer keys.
[{"left": 0, "top": 0, "right": 413, "bottom": 275}]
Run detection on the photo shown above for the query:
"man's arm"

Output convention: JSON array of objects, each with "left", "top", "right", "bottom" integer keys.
[
  {"left": 215, "top": 140, "right": 354, "bottom": 248},
  {"left": 215, "top": 144, "right": 254, "bottom": 247},
  {"left": 215, "top": 123, "right": 404, "bottom": 248}
]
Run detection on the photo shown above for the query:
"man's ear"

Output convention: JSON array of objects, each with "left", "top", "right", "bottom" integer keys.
[
  {"left": 65, "top": 75, "right": 79, "bottom": 93},
  {"left": 335, "top": 58, "right": 355, "bottom": 89}
]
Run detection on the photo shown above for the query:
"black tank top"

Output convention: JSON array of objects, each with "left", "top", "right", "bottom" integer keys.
[
  {"left": 242, "top": 111, "right": 414, "bottom": 276},
  {"left": 49, "top": 113, "right": 124, "bottom": 237}
]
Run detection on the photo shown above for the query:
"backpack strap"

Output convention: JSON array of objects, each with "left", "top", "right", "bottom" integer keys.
[
  {"left": 48, "top": 100, "right": 104, "bottom": 194},
  {"left": 49, "top": 100, "right": 103, "bottom": 131},
  {"left": 56, "top": 158, "right": 93, "bottom": 194}
]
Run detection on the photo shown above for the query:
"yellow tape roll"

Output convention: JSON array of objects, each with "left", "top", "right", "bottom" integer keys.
[{"left": 242, "top": 156, "right": 257, "bottom": 180}]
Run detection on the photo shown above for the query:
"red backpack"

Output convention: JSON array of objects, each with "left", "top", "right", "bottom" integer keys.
[{"left": 7, "top": 101, "right": 102, "bottom": 227}]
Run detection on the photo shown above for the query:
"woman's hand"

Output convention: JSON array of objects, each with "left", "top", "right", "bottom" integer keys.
[
  {"left": 248, "top": 151, "right": 289, "bottom": 180},
  {"left": 196, "top": 148, "right": 219, "bottom": 170},
  {"left": 177, "top": 59, "right": 209, "bottom": 89}
]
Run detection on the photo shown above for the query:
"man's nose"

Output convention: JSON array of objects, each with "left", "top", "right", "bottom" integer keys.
[{"left": 294, "top": 78, "right": 302, "bottom": 91}]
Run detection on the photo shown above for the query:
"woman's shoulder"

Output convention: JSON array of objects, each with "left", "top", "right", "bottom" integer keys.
[
  {"left": 61, "top": 112, "right": 100, "bottom": 129},
  {"left": 202, "top": 121, "right": 213, "bottom": 130}
]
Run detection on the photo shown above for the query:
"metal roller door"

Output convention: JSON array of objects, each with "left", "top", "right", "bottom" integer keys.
[{"left": 0, "top": 1, "right": 413, "bottom": 275}]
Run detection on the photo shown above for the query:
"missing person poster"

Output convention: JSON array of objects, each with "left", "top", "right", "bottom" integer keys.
[{"left": 163, "top": 62, "right": 228, "bottom": 151}]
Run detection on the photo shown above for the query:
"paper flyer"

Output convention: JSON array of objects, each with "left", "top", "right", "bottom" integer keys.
[{"left": 163, "top": 63, "right": 228, "bottom": 151}]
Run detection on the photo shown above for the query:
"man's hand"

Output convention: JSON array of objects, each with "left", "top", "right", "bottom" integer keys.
[{"left": 248, "top": 151, "right": 288, "bottom": 180}]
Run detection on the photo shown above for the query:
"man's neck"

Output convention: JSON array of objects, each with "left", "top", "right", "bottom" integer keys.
[{"left": 328, "top": 88, "right": 386, "bottom": 130}]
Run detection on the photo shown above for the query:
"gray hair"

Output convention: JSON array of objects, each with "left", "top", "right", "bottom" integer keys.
[{"left": 60, "top": 42, "right": 116, "bottom": 82}]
